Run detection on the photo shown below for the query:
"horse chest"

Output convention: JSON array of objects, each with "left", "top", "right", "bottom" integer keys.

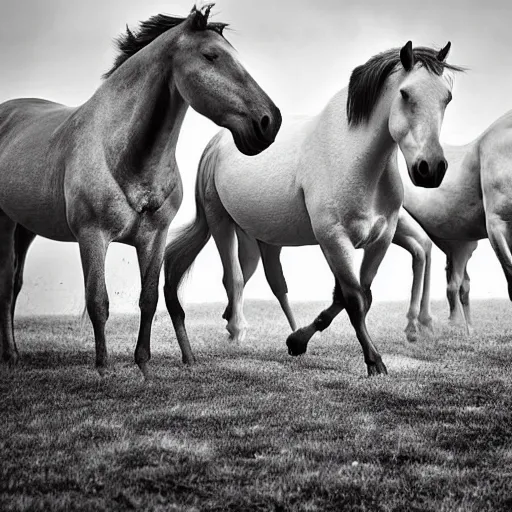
[
  {"left": 347, "top": 213, "right": 392, "bottom": 249},
  {"left": 66, "top": 162, "right": 182, "bottom": 241}
]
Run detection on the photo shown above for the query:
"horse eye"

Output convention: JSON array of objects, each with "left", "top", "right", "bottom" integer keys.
[
  {"left": 203, "top": 53, "right": 218, "bottom": 62},
  {"left": 400, "top": 89, "right": 410, "bottom": 101}
]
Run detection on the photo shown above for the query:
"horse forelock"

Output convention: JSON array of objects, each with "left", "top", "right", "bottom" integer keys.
[
  {"left": 103, "top": 5, "right": 228, "bottom": 80},
  {"left": 346, "top": 46, "right": 464, "bottom": 126}
]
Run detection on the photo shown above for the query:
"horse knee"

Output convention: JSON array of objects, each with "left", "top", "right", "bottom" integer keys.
[
  {"left": 86, "top": 294, "right": 109, "bottom": 324},
  {"left": 419, "top": 236, "right": 432, "bottom": 255},
  {"left": 139, "top": 287, "right": 158, "bottom": 317},
  {"left": 446, "top": 280, "right": 463, "bottom": 314},
  {"left": 446, "top": 280, "right": 460, "bottom": 297},
  {"left": 459, "top": 281, "right": 470, "bottom": 306},
  {"left": 410, "top": 241, "right": 427, "bottom": 267},
  {"left": 344, "top": 289, "right": 367, "bottom": 321}
]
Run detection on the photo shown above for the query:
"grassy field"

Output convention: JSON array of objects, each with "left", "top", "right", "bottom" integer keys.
[{"left": 1, "top": 299, "right": 512, "bottom": 511}]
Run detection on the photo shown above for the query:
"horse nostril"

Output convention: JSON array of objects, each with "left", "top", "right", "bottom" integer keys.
[
  {"left": 260, "top": 114, "right": 270, "bottom": 133},
  {"left": 438, "top": 158, "right": 448, "bottom": 175},
  {"left": 418, "top": 160, "right": 430, "bottom": 177}
]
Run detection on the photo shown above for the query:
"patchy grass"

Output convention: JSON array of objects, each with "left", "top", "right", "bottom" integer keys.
[{"left": 1, "top": 299, "right": 512, "bottom": 511}]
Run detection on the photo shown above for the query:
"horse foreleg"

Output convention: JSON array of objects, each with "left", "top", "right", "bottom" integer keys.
[
  {"left": 286, "top": 278, "right": 344, "bottom": 355},
  {"left": 134, "top": 232, "right": 167, "bottom": 378},
  {"left": 354, "top": 233, "right": 394, "bottom": 374},
  {"left": 418, "top": 239, "right": 434, "bottom": 334},
  {"left": 393, "top": 211, "right": 433, "bottom": 342},
  {"left": 259, "top": 242, "right": 297, "bottom": 331},
  {"left": 289, "top": 225, "right": 387, "bottom": 376},
  {"left": 328, "top": 231, "right": 387, "bottom": 376},
  {"left": 78, "top": 231, "right": 109, "bottom": 375},
  {"left": 0, "top": 215, "right": 17, "bottom": 366}
]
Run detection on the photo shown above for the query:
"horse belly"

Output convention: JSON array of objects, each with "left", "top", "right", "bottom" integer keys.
[
  {"left": 0, "top": 173, "right": 74, "bottom": 241},
  {"left": 218, "top": 183, "right": 317, "bottom": 246},
  {"left": 423, "top": 202, "right": 486, "bottom": 241},
  {"left": 233, "top": 204, "right": 317, "bottom": 246}
]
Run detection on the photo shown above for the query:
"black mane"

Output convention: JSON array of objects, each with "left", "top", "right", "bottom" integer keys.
[
  {"left": 103, "top": 6, "right": 227, "bottom": 79},
  {"left": 347, "top": 46, "right": 464, "bottom": 126}
]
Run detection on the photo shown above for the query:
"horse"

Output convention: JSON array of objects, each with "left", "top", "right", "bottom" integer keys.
[
  {"left": 0, "top": 3, "right": 282, "bottom": 376},
  {"left": 164, "top": 41, "right": 462, "bottom": 377},
  {"left": 216, "top": 109, "right": 512, "bottom": 343},
  {"left": 390, "top": 109, "right": 512, "bottom": 337}
]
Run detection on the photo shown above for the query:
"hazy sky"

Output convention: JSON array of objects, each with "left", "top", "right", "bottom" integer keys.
[{"left": 1, "top": 0, "right": 512, "bottom": 314}]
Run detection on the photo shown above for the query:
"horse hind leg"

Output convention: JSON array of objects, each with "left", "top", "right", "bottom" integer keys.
[
  {"left": 0, "top": 214, "right": 18, "bottom": 366},
  {"left": 223, "top": 227, "right": 260, "bottom": 322},
  {"left": 486, "top": 215, "right": 512, "bottom": 303},
  {"left": 8, "top": 226, "right": 37, "bottom": 359},
  {"left": 11, "top": 226, "right": 37, "bottom": 322},
  {"left": 459, "top": 267, "right": 473, "bottom": 334},
  {"left": 206, "top": 199, "right": 247, "bottom": 343},
  {"left": 392, "top": 212, "right": 432, "bottom": 342},
  {"left": 259, "top": 242, "right": 297, "bottom": 331},
  {"left": 444, "top": 240, "right": 476, "bottom": 334}
]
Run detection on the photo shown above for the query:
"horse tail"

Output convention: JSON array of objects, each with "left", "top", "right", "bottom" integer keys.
[{"left": 163, "top": 132, "right": 223, "bottom": 305}]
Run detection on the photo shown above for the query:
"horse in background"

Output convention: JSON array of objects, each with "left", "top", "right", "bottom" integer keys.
[
  {"left": 164, "top": 42, "right": 461, "bottom": 376},
  {"left": 0, "top": 4, "right": 281, "bottom": 376},
  {"left": 393, "top": 109, "right": 512, "bottom": 338}
]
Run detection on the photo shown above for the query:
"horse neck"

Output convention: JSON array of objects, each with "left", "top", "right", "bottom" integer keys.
[
  {"left": 318, "top": 84, "right": 398, "bottom": 189},
  {"left": 94, "top": 35, "right": 188, "bottom": 178}
]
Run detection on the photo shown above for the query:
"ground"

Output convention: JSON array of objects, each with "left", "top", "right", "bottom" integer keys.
[{"left": 1, "top": 299, "right": 512, "bottom": 511}]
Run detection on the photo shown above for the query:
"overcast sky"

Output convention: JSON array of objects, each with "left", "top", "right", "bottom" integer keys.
[{"left": 1, "top": 0, "right": 511, "bottom": 314}]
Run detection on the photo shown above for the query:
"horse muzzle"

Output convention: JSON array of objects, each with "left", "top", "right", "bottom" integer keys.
[
  {"left": 230, "top": 106, "right": 282, "bottom": 156},
  {"left": 410, "top": 155, "right": 448, "bottom": 188}
]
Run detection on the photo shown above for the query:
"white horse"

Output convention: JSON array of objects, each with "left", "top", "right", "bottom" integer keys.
[
  {"left": 164, "top": 42, "right": 460, "bottom": 376},
  {"left": 391, "top": 109, "right": 512, "bottom": 337}
]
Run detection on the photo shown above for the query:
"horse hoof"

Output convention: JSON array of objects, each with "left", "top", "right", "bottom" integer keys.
[
  {"left": 405, "top": 331, "right": 418, "bottom": 343},
  {"left": 367, "top": 360, "right": 388, "bottom": 377},
  {"left": 137, "top": 361, "right": 151, "bottom": 380},
  {"left": 2, "top": 352, "right": 19, "bottom": 367},
  {"left": 227, "top": 326, "right": 247, "bottom": 343},
  {"left": 419, "top": 320, "right": 434, "bottom": 336},
  {"left": 404, "top": 320, "right": 419, "bottom": 343},
  {"left": 286, "top": 329, "right": 309, "bottom": 356},
  {"left": 182, "top": 354, "right": 197, "bottom": 366}
]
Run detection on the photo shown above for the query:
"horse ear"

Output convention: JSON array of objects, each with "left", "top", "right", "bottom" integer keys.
[
  {"left": 400, "top": 41, "right": 415, "bottom": 71},
  {"left": 437, "top": 41, "right": 451, "bottom": 62},
  {"left": 190, "top": 2, "right": 214, "bottom": 31}
]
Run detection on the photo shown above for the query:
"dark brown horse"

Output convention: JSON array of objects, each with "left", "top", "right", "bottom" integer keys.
[{"left": 0, "top": 4, "right": 281, "bottom": 376}]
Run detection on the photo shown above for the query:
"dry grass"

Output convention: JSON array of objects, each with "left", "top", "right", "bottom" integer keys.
[{"left": 1, "top": 299, "right": 512, "bottom": 511}]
